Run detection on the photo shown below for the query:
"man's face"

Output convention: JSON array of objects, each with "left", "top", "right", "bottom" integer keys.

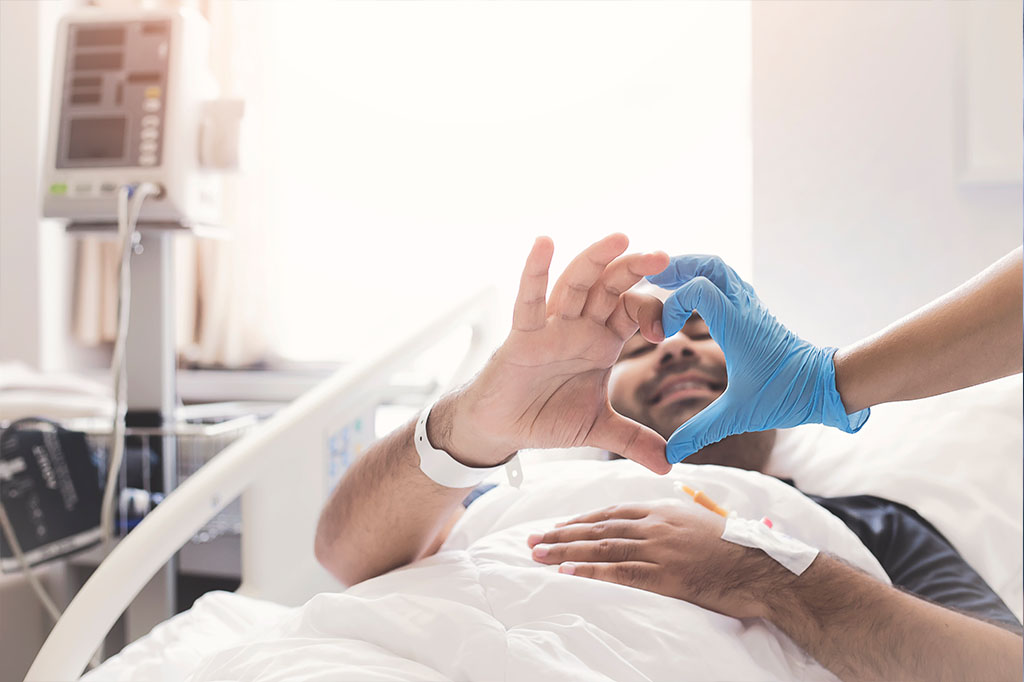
[{"left": 609, "top": 314, "right": 727, "bottom": 441}]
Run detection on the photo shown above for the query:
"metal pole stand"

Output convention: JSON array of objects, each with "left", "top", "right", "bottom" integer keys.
[
  {"left": 121, "top": 228, "right": 178, "bottom": 641},
  {"left": 66, "top": 221, "right": 222, "bottom": 642}
]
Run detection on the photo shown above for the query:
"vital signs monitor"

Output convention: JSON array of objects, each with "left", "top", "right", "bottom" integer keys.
[{"left": 42, "top": 7, "right": 241, "bottom": 225}]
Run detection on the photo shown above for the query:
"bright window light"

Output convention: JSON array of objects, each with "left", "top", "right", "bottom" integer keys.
[{"left": 249, "top": 1, "right": 751, "bottom": 362}]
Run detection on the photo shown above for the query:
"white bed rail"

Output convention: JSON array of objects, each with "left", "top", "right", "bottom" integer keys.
[{"left": 26, "top": 288, "right": 500, "bottom": 682}]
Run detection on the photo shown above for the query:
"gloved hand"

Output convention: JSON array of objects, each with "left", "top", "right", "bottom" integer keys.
[{"left": 647, "top": 255, "right": 869, "bottom": 463}]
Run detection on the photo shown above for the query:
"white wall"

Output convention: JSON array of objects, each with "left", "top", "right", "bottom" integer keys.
[
  {"left": 0, "top": 1, "right": 44, "bottom": 368},
  {"left": 751, "top": 1, "right": 1022, "bottom": 347},
  {"left": 0, "top": 5, "right": 80, "bottom": 681},
  {"left": 255, "top": 1, "right": 753, "bottom": 362},
  {"left": 0, "top": 0, "right": 85, "bottom": 372}
]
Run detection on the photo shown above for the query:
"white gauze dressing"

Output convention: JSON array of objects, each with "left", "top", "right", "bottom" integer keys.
[{"left": 721, "top": 517, "right": 819, "bottom": 576}]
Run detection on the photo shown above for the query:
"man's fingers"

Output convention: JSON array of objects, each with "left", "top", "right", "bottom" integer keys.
[
  {"left": 532, "top": 539, "right": 646, "bottom": 564},
  {"left": 607, "top": 291, "right": 665, "bottom": 341},
  {"left": 527, "top": 519, "right": 644, "bottom": 548},
  {"left": 661, "top": 276, "right": 731, "bottom": 339},
  {"left": 647, "top": 254, "right": 752, "bottom": 302},
  {"left": 587, "top": 409, "right": 671, "bottom": 475},
  {"left": 549, "top": 234, "right": 628, "bottom": 319},
  {"left": 557, "top": 560, "right": 658, "bottom": 590},
  {"left": 555, "top": 503, "right": 652, "bottom": 528},
  {"left": 581, "top": 251, "right": 670, "bottom": 324},
  {"left": 512, "top": 236, "right": 555, "bottom": 331}
]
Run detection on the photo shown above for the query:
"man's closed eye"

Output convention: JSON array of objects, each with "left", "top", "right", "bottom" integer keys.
[{"left": 621, "top": 342, "right": 655, "bottom": 361}]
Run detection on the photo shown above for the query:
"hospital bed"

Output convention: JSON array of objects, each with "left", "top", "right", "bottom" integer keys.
[
  {"left": 25, "top": 288, "right": 1023, "bottom": 679},
  {"left": 25, "top": 288, "right": 502, "bottom": 681}
]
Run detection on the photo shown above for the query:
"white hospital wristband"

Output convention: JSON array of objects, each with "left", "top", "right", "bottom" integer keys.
[{"left": 414, "top": 402, "right": 523, "bottom": 489}]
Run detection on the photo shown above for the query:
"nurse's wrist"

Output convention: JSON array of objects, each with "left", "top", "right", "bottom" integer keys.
[
  {"left": 832, "top": 343, "right": 882, "bottom": 416},
  {"left": 832, "top": 346, "right": 860, "bottom": 413},
  {"left": 426, "top": 392, "right": 517, "bottom": 468},
  {"left": 821, "top": 347, "right": 870, "bottom": 433}
]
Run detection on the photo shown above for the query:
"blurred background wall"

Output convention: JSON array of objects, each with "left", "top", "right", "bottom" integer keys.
[{"left": 752, "top": 1, "right": 1022, "bottom": 347}]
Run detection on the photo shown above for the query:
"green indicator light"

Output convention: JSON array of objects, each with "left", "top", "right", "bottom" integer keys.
[{"left": 49, "top": 183, "right": 67, "bottom": 195}]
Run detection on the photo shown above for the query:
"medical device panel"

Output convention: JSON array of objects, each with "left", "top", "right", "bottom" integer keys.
[{"left": 42, "top": 8, "right": 238, "bottom": 225}]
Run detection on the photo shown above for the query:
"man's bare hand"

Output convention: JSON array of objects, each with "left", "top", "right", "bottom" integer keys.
[
  {"left": 527, "top": 500, "right": 793, "bottom": 619},
  {"left": 529, "top": 503, "right": 1023, "bottom": 682},
  {"left": 431, "top": 234, "right": 671, "bottom": 473}
]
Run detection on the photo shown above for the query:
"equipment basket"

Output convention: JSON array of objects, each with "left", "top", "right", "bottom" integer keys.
[{"left": 64, "top": 403, "right": 273, "bottom": 544}]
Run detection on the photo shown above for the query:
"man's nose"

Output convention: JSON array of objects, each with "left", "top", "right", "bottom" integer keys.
[{"left": 658, "top": 334, "right": 696, "bottom": 365}]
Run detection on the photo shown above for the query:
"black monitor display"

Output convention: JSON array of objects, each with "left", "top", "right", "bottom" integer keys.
[
  {"left": 74, "top": 52, "right": 123, "bottom": 71},
  {"left": 76, "top": 27, "right": 125, "bottom": 47},
  {"left": 67, "top": 117, "right": 126, "bottom": 160}
]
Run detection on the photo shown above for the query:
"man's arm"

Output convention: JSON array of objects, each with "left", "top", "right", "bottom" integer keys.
[
  {"left": 315, "top": 235, "right": 671, "bottom": 585},
  {"left": 767, "top": 553, "right": 1022, "bottom": 682},
  {"left": 529, "top": 501, "right": 1023, "bottom": 682},
  {"left": 313, "top": 409, "right": 472, "bottom": 586}
]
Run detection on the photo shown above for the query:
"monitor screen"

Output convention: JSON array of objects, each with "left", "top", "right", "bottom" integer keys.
[
  {"left": 67, "top": 117, "right": 126, "bottom": 160},
  {"left": 76, "top": 27, "right": 125, "bottom": 47}
]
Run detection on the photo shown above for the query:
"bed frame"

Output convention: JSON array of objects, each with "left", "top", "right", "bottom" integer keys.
[{"left": 25, "top": 288, "right": 501, "bottom": 682}]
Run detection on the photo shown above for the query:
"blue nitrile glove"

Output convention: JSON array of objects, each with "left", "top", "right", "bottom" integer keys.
[{"left": 647, "top": 255, "right": 870, "bottom": 464}]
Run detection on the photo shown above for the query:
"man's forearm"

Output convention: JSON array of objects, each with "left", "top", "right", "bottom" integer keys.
[
  {"left": 766, "top": 554, "right": 1023, "bottom": 682},
  {"left": 313, "top": 408, "right": 476, "bottom": 586}
]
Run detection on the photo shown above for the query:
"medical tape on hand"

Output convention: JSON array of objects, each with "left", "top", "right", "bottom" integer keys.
[{"left": 721, "top": 517, "right": 818, "bottom": 576}]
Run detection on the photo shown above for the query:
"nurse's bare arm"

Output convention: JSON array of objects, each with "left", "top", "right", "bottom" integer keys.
[
  {"left": 835, "top": 246, "right": 1022, "bottom": 413},
  {"left": 314, "top": 235, "right": 669, "bottom": 586}
]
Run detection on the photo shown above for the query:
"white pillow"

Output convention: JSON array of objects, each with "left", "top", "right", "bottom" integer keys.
[{"left": 766, "top": 374, "right": 1023, "bottom": 623}]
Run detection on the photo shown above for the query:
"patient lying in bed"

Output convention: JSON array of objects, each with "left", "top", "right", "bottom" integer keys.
[
  {"left": 182, "top": 462, "right": 921, "bottom": 681},
  {"left": 91, "top": 237, "right": 1021, "bottom": 681},
  {"left": 93, "top": 459, "right": 922, "bottom": 682},
  {"left": 90, "top": 452, "right": 1020, "bottom": 682},
  {"left": 308, "top": 238, "right": 1021, "bottom": 682},
  {"left": 536, "top": 313, "right": 1021, "bottom": 634}
]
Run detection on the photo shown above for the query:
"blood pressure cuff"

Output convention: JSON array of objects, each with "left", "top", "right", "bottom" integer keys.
[{"left": 0, "top": 418, "right": 102, "bottom": 571}]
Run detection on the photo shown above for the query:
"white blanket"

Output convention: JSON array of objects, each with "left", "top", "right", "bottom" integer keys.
[{"left": 94, "top": 462, "right": 892, "bottom": 682}]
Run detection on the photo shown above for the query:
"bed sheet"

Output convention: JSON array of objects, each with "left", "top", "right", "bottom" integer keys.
[
  {"left": 92, "top": 462, "right": 887, "bottom": 682},
  {"left": 81, "top": 591, "right": 290, "bottom": 682}
]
